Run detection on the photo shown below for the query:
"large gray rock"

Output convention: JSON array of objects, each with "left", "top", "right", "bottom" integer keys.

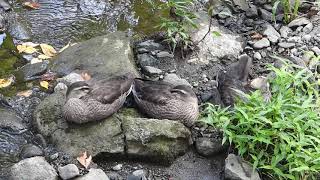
[
  {"left": 9, "top": 157, "right": 58, "bottom": 180},
  {"left": 34, "top": 93, "right": 191, "bottom": 162},
  {"left": 288, "top": 17, "right": 311, "bottom": 28},
  {"left": 0, "top": 107, "right": 26, "bottom": 132},
  {"left": 75, "top": 168, "right": 109, "bottom": 180},
  {"left": 190, "top": 11, "right": 243, "bottom": 64},
  {"left": 122, "top": 110, "right": 192, "bottom": 163},
  {"left": 263, "top": 24, "right": 280, "bottom": 44},
  {"left": 51, "top": 32, "right": 139, "bottom": 77},
  {"left": 225, "top": 154, "right": 260, "bottom": 180},
  {"left": 58, "top": 164, "right": 80, "bottom": 180},
  {"left": 33, "top": 91, "right": 124, "bottom": 157}
]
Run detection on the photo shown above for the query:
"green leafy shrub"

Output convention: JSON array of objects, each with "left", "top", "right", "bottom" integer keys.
[
  {"left": 202, "top": 61, "right": 320, "bottom": 179},
  {"left": 157, "top": 0, "right": 198, "bottom": 52},
  {"left": 272, "top": 0, "right": 301, "bottom": 24}
]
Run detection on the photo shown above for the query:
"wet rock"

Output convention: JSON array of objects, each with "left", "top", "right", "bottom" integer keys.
[
  {"left": 112, "top": 164, "right": 123, "bottom": 171},
  {"left": 20, "top": 62, "right": 48, "bottom": 81},
  {"left": 303, "top": 23, "right": 313, "bottom": 33},
  {"left": 163, "top": 73, "right": 191, "bottom": 87},
  {"left": 131, "top": 170, "right": 147, "bottom": 180},
  {"left": 290, "top": 56, "right": 306, "bottom": 67},
  {"left": 225, "top": 154, "right": 260, "bottom": 180},
  {"left": 232, "top": 0, "right": 249, "bottom": 11},
  {"left": 75, "top": 168, "right": 109, "bottom": 180},
  {"left": 263, "top": 24, "right": 280, "bottom": 44},
  {"left": 156, "top": 51, "right": 174, "bottom": 58},
  {"left": 302, "top": 34, "right": 312, "bottom": 42},
  {"left": 0, "top": 0, "right": 11, "bottom": 11},
  {"left": 259, "top": 8, "right": 272, "bottom": 22},
  {"left": 107, "top": 172, "right": 122, "bottom": 180},
  {"left": 191, "top": 11, "right": 243, "bottom": 64},
  {"left": 278, "top": 42, "right": 295, "bottom": 48},
  {"left": 51, "top": 32, "right": 139, "bottom": 77},
  {"left": 142, "top": 66, "right": 162, "bottom": 76},
  {"left": 195, "top": 137, "right": 227, "bottom": 157},
  {"left": 8, "top": 21, "right": 31, "bottom": 40},
  {"left": 137, "top": 40, "right": 164, "bottom": 52},
  {"left": 245, "top": 5, "right": 258, "bottom": 18},
  {"left": 253, "top": 38, "right": 270, "bottom": 49},
  {"left": 54, "top": 82, "right": 68, "bottom": 93},
  {"left": 58, "top": 164, "right": 79, "bottom": 180},
  {"left": 0, "top": 107, "right": 26, "bottom": 132},
  {"left": 279, "top": 26, "right": 292, "bottom": 38},
  {"left": 311, "top": 46, "right": 320, "bottom": 56},
  {"left": 122, "top": 111, "right": 192, "bottom": 163},
  {"left": 253, "top": 52, "right": 262, "bottom": 60},
  {"left": 288, "top": 17, "right": 311, "bottom": 28},
  {"left": 137, "top": 54, "right": 158, "bottom": 68},
  {"left": 33, "top": 91, "right": 125, "bottom": 157},
  {"left": 20, "top": 144, "right": 43, "bottom": 159},
  {"left": 9, "top": 156, "right": 58, "bottom": 180},
  {"left": 218, "top": 7, "right": 233, "bottom": 19},
  {"left": 56, "top": 72, "right": 84, "bottom": 86}
]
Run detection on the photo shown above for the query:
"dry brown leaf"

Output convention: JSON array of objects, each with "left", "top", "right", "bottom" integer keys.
[
  {"left": 40, "top": 81, "right": 49, "bottom": 89},
  {"left": 23, "top": 2, "right": 40, "bottom": 9},
  {"left": 30, "top": 58, "right": 42, "bottom": 64},
  {"left": 59, "top": 43, "right": 70, "bottom": 53},
  {"left": 77, "top": 151, "right": 92, "bottom": 169},
  {"left": 0, "top": 76, "right": 14, "bottom": 88},
  {"left": 17, "top": 44, "right": 37, "bottom": 54},
  {"left": 41, "top": 72, "right": 57, "bottom": 81},
  {"left": 17, "top": 90, "right": 33, "bottom": 97},
  {"left": 40, "top": 44, "right": 57, "bottom": 57},
  {"left": 38, "top": 54, "right": 51, "bottom": 60},
  {"left": 250, "top": 32, "right": 263, "bottom": 40},
  {"left": 81, "top": 72, "right": 91, "bottom": 81}
]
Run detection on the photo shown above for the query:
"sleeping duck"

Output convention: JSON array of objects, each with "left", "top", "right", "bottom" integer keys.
[
  {"left": 132, "top": 78, "right": 199, "bottom": 127},
  {"left": 63, "top": 73, "right": 134, "bottom": 124}
]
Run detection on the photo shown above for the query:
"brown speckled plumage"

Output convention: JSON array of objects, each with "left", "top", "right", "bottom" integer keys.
[
  {"left": 63, "top": 73, "right": 134, "bottom": 124},
  {"left": 132, "top": 78, "right": 199, "bottom": 127}
]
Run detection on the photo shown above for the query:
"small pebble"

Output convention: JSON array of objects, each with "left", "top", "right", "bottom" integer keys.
[{"left": 112, "top": 164, "right": 123, "bottom": 171}]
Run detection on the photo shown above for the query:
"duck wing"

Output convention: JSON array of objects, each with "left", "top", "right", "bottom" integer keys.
[
  {"left": 87, "top": 75, "right": 134, "bottom": 104},
  {"left": 133, "top": 79, "right": 174, "bottom": 105}
]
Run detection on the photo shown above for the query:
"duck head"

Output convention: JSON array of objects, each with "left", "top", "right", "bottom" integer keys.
[{"left": 66, "top": 81, "right": 91, "bottom": 99}]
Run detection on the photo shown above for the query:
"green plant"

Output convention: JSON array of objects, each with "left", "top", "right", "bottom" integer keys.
[
  {"left": 272, "top": 0, "right": 301, "bottom": 24},
  {"left": 202, "top": 60, "right": 320, "bottom": 179},
  {"left": 157, "top": 0, "right": 198, "bottom": 52}
]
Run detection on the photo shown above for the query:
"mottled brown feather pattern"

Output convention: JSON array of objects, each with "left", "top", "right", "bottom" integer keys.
[
  {"left": 63, "top": 73, "right": 134, "bottom": 124},
  {"left": 133, "top": 78, "right": 199, "bottom": 127}
]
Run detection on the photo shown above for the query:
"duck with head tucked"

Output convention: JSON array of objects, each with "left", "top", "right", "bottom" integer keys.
[
  {"left": 132, "top": 78, "right": 199, "bottom": 127},
  {"left": 63, "top": 73, "right": 134, "bottom": 124}
]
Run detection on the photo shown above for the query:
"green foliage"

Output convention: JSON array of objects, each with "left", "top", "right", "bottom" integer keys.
[
  {"left": 272, "top": 0, "right": 301, "bottom": 24},
  {"left": 202, "top": 62, "right": 320, "bottom": 179},
  {"left": 157, "top": 0, "right": 198, "bottom": 52}
]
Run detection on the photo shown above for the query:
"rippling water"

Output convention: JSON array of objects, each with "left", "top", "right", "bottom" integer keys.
[{"left": 13, "top": 0, "right": 159, "bottom": 48}]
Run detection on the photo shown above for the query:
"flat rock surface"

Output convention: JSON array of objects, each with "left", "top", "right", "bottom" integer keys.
[{"left": 50, "top": 32, "right": 139, "bottom": 78}]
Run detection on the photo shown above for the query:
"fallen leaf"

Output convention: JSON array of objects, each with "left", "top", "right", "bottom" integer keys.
[
  {"left": 23, "top": 2, "right": 40, "bottom": 9},
  {"left": 77, "top": 151, "right": 92, "bottom": 169},
  {"left": 59, "top": 43, "right": 70, "bottom": 53},
  {"left": 30, "top": 58, "right": 42, "bottom": 64},
  {"left": 81, "top": 72, "right": 91, "bottom": 81},
  {"left": 41, "top": 72, "right": 57, "bottom": 81},
  {"left": 40, "top": 44, "right": 57, "bottom": 57},
  {"left": 22, "top": 42, "right": 39, "bottom": 47},
  {"left": 38, "top": 54, "right": 51, "bottom": 60},
  {"left": 40, "top": 81, "right": 49, "bottom": 89},
  {"left": 17, "top": 44, "right": 37, "bottom": 54},
  {"left": 17, "top": 90, "right": 33, "bottom": 97},
  {"left": 0, "top": 76, "right": 14, "bottom": 88},
  {"left": 250, "top": 32, "right": 263, "bottom": 40}
]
